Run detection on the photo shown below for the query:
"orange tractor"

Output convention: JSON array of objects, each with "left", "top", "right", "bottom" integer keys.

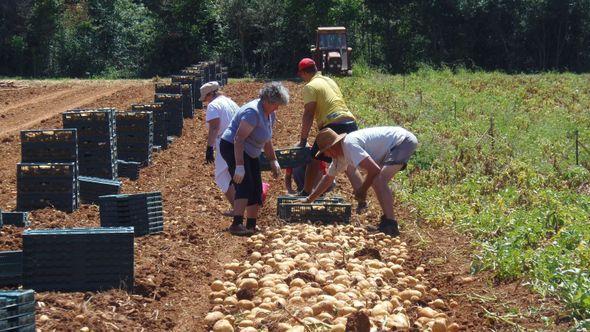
[{"left": 310, "top": 27, "right": 352, "bottom": 75}]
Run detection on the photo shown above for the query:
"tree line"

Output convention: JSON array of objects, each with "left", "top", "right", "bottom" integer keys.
[{"left": 1, "top": 0, "right": 590, "bottom": 78}]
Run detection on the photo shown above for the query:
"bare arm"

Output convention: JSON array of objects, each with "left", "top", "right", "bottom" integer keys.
[
  {"left": 234, "top": 120, "right": 255, "bottom": 166},
  {"left": 356, "top": 156, "right": 381, "bottom": 197},
  {"left": 307, "top": 174, "right": 336, "bottom": 202},
  {"left": 299, "top": 102, "right": 316, "bottom": 146},
  {"left": 263, "top": 140, "right": 277, "bottom": 161},
  {"left": 284, "top": 172, "right": 294, "bottom": 193},
  {"left": 206, "top": 118, "right": 220, "bottom": 147}
]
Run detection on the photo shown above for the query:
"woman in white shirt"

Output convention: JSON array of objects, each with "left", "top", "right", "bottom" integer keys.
[{"left": 201, "top": 81, "right": 239, "bottom": 215}]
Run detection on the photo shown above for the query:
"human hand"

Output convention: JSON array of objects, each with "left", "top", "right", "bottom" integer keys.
[
  {"left": 271, "top": 160, "right": 282, "bottom": 179},
  {"left": 205, "top": 146, "right": 214, "bottom": 164},
  {"left": 297, "top": 196, "right": 311, "bottom": 203},
  {"left": 296, "top": 138, "right": 307, "bottom": 148},
  {"left": 233, "top": 165, "right": 245, "bottom": 184}
]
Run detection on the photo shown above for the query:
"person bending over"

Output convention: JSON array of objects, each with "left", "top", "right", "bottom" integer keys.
[{"left": 301, "top": 126, "right": 418, "bottom": 237}]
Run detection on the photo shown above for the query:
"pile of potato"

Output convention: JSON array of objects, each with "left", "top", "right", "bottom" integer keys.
[{"left": 205, "top": 224, "right": 459, "bottom": 331}]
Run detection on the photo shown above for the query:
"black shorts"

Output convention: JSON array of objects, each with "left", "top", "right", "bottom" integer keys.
[
  {"left": 219, "top": 139, "right": 263, "bottom": 206},
  {"left": 311, "top": 121, "right": 358, "bottom": 162}
]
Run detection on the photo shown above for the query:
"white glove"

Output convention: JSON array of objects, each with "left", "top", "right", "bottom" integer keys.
[
  {"left": 233, "top": 165, "right": 245, "bottom": 184},
  {"left": 271, "top": 159, "right": 282, "bottom": 178}
]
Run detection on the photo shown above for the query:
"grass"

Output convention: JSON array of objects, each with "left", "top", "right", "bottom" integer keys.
[{"left": 335, "top": 66, "right": 590, "bottom": 327}]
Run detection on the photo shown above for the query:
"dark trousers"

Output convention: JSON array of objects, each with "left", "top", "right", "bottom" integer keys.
[{"left": 219, "top": 139, "right": 263, "bottom": 206}]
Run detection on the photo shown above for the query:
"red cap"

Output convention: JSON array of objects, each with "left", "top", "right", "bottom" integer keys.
[{"left": 298, "top": 58, "right": 316, "bottom": 71}]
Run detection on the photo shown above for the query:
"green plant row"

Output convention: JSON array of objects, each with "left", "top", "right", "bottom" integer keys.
[{"left": 336, "top": 65, "right": 590, "bottom": 326}]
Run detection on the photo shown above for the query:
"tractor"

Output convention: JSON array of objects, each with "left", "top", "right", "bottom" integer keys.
[{"left": 310, "top": 27, "right": 352, "bottom": 75}]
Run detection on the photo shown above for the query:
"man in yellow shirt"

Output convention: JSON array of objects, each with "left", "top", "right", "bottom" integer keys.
[{"left": 297, "top": 58, "right": 363, "bottom": 205}]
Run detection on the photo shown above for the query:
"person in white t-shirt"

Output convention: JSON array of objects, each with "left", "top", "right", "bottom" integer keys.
[
  {"left": 302, "top": 126, "right": 418, "bottom": 236},
  {"left": 200, "top": 81, "right": 239, "bottom": 214}
]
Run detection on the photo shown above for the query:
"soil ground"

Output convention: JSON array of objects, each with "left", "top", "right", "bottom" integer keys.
[{"left": 0, "top": 79, "right": 569, "bottom": 331}]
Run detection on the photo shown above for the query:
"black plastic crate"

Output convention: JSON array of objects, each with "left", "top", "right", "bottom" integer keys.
[
  {"left": 0, "top": 302, "right": 35, "bottom": 321},
  {"left": 116, "top": 112, "right": 153, "bottom": 165},
  {"left": 117, "top": 160, "right": 141, "bottom": 180},
  {"left": 0, "top": 251, "right": 23, "bottom": 287},
  {"left": 20, "top": 129, "right": 78, "bottom": 164},
  {"left": 78, "top": 176, "right": 122, "bottom": 204},
  {"left": 99, "top": 193, "right": 164, "bottom": 236},
  {"left": 177, "top": 71, "right": 203, "bottom": 109},
  {"left": 259, "top": 147, "right": 312, "bottom": 171},
  {"left": 276, "top": 195, "right": 345, "bottom": 218},
  {"left": 280, "top": 202, "right": 352, "bottom": 224},
  {"left": 16, "top": 163, "right": 77, "bottom": 213},
  {"left": 0, "top": 290, "right": 35, "bottom": 306},
  {"left": 180, "top": 84, "right": 194, "bottom": 119},
  {"left": 130, "top": 103, "right": 167, "bottom": 149},
  {"left": 1, "top": 213, "right": 30, "bottom": 227},
  {"left": 63, "top": 110, "right": 118, "bottom": 179},
  {"left": 154, "top": 94, "right": 183, "bottom": 137},
  {"left": 155, "top": 83, "right": 181, "bottom": 94},
  {"left": 0, "top": 313, "right": 35, "bottom": 330},
  {"left": 22, "top": 228, "right": 134, "bottom": 292}
]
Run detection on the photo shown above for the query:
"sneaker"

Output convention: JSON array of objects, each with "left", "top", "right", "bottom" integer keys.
[
  {"left": 367, "top": 217, "right": 400, "bottom": 237},
  {"left": 228, "top": 223, "right": 252, "bottom": 236},
  {"left": 378, "top": 221, "right": 400, "bottom": 237}
]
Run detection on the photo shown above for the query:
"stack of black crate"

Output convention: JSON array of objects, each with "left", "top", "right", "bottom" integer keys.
[
  {"left": 0, "top": 251, "right": 23, "bottom": 286},
  {"left": 131, "top": 103, "right": 167, "bottom": 150},
  {"left": 116, "top": 111, "right": 153, "bottom": 166},
  {"left": 179, "top": 69, "right": 203, "bottom": 109},
  {"left": 0, "top": 290, "right": 36, "bottom": 331},
  {"left": 154, "top": 85, "right": 183, "bottom": 138},
  {"left": 62, "top": 109, "right": 117, "bottom": 180},
  {"left": 99, "top": 192, "right": 164, "bottom": 237},
  {"left": 16, "top": 163, "right": 78, "bottom": 213},
  {"left": 22, "top": 227, "right": 134, "bottom": 292},
  {"left": 221, "top": 66, "right": 229, "bottom": 86},
  {"left": 171, "top": 75, "right": 197, "bottom": 118},
  {"left": 18, "top": 129, "right": 79, "bottom": 212}
]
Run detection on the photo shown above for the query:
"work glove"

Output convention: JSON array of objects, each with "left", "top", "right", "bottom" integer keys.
[
  {"left": 233, "top": 165, "right": 245, "bottom": 184},
  {"left": 270, "top": 159, "right": 282, "bottom": 179},
  {"left": 205, "top": 146, "right": 214, "bottom": 164}
]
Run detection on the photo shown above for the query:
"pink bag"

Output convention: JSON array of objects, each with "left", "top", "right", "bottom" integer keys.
[{"left": 262, "top": 182, "right": 270, "bottom": 204}]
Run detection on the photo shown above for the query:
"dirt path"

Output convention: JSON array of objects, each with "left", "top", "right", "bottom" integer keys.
[
  {"left": 0, "top": 83, "right": 143, "bottom": 137},
  {"left": 0, "top": 80, "right": 568, "bottom": 331}
]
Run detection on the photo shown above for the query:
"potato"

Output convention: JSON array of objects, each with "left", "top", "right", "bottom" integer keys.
[
  {"left": 237, "top": 320, "right": 254, "bottom": 328},
  {"left": 432, "top": 318, "right": 447, "bottom": 332},
  {"left": 386, "top": 312, "right": 410, "bottom": 328},
  {"left": 213, "top": 319, "right": 234, "bottom": 332},
  {"left": 447, "top": 323, "right": 460, "bottom": 332},
  {"left": 237, "top": 300, "right": 255, "bottom": 310},
  {"left": 286, "top": 326, "right": 305, "bottom": 332},
  {"left": 211, "top": 280, "right": 225, "bottom": 292},
  {"left": 239, "top": 328, "right": 257, "bottom": 332},
  {"left": 399, "top": 289, "right": 422, "bottom": 301},
  {"left": 429, "top": 299, "right": 446, "bottom": 309},
  {"left": 417, "top": 306, "right": 438, "bottom": 318},
  {"left": 311, "top": 300, "right": 335, "bottom": 315},
  {"left": 238, "top": 278, "right": 259, "bottom": 290}
]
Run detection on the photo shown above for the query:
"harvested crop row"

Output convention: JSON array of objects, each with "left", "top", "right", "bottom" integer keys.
[{"left": 206, "top": 223, "right": 460, "bottom": 331}]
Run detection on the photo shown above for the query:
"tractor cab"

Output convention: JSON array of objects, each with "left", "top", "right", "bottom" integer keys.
[{"left": 311, "top": 27, "right": 352, "bottom": 75}]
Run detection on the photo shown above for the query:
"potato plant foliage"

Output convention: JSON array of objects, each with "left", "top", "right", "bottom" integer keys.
[{"left": 337, "top": 67, "right": 590, "bottom": 324}]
